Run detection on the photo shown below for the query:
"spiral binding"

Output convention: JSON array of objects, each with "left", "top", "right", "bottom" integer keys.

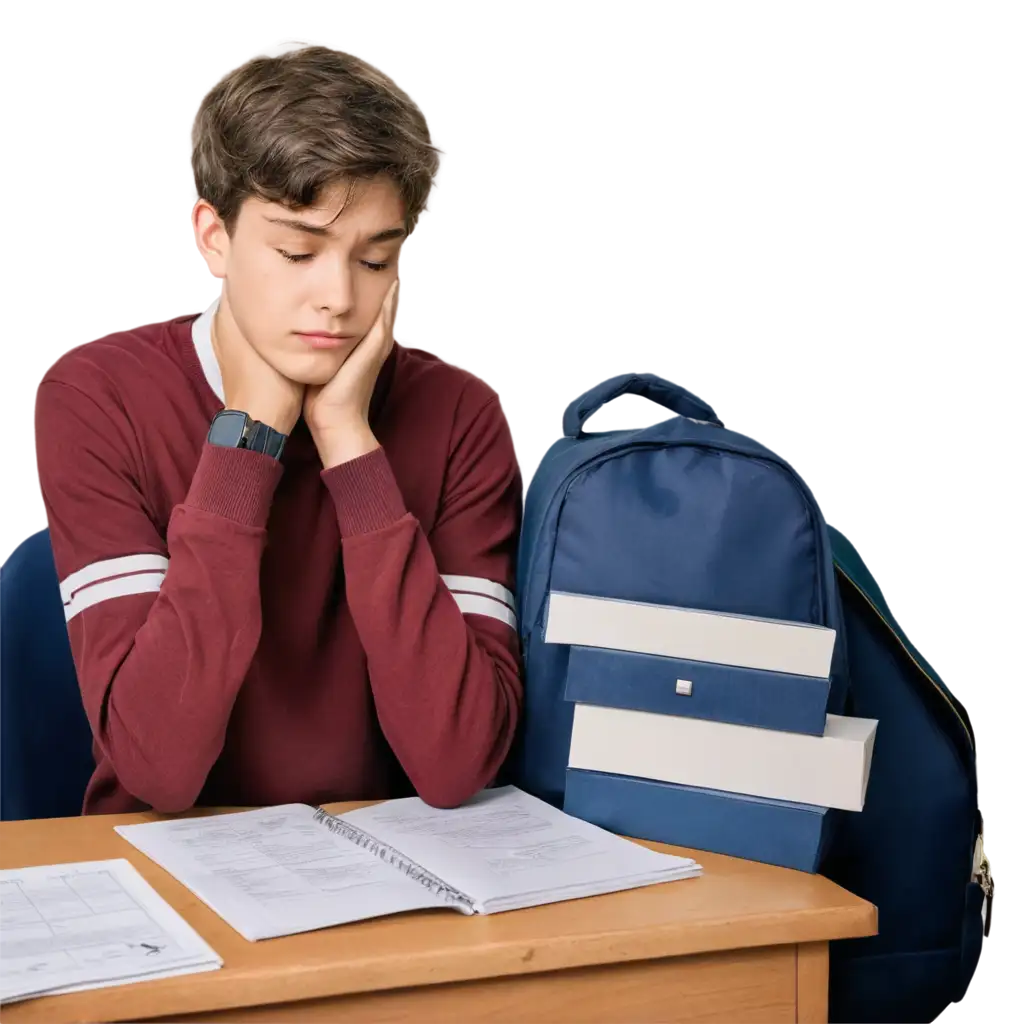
[{"left": 312, "top": 807, "right": 474, "bottom": 911}]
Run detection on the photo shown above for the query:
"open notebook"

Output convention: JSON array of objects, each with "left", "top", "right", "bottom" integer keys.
[
  {"left": 0, "top": 859, "right": 221, "bottom": 1006},
  {"left": 114, "top": 785, "right": 702, "bottom": 941}
]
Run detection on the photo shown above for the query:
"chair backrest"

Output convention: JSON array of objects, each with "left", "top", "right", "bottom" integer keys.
[{"left": 1, "top": 528, "right": 94, "bottom": 819}]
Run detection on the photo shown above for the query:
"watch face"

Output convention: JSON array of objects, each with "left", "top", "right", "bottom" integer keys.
[{"left": 207, "top": 409, "right": 249, "bottom": 447}]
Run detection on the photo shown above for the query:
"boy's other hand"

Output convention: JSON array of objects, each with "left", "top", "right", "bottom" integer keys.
[{"left": 305, "top": 277, "right": 399, "bottom": 467}]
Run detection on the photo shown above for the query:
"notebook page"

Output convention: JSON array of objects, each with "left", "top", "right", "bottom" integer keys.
[
  {"left": 115, "top": 805, "right": 449, "bottom": 941},
  {"left": 337, "top": 786, "right": 702, "bottom": 913},
  {"left": 0, "top": 859, "right": 221, "bottom": 1005}
]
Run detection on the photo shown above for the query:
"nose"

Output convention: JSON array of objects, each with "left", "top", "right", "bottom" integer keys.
[{"left": 314, "top": 251, "right": 357, "bottom": 317}]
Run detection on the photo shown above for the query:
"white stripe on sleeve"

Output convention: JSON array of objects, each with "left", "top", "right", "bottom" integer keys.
[
  {"left": 59, "top": 554, "right": 169, "bottom": 604},
  {"left": 440, "top": 574, "right": 515, "bottom": 612},
  {"left": 64, "top": 572, "right": 166, "bottom": 622},
  {"left": 450, "top": 592, "right": 518, "bottom": 631}
]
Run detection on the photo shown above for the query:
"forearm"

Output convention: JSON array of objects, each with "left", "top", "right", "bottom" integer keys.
[
  {"left": 322, "top": 446, "right": 523, "bottom": 808},
  {"left": 346, "top": 519, "right": 522, "bottom": 807},
  {"left": 74, "top": 445, "right": 281, "bottom": 811}
]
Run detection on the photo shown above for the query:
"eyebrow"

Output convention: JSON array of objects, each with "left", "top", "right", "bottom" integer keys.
[{"left": 262, "top": 215, "right": 406, "bottom": 242}]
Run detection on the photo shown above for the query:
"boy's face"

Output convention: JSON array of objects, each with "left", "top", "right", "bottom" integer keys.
[{"left": 194, "top": 174, "right": 406, "bottom": 386}]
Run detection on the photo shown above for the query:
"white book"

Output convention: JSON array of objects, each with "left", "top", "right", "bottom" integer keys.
[
  {"left": 568, "top": 706, "right": 878, "bottom": 811},
  {"left": 0, "top": 859, "right": 221, "bottom": 1006},
  {"left": 545, "top": 591, "right": 836, "bottom": 678},
  {"left": 113, "top": 786, "right": 701, "bottom": 942}
]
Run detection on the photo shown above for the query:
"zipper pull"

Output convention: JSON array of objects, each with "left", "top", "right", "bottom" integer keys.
[{"left": 974, "top": 835, "right": 991, "bottom": 901}]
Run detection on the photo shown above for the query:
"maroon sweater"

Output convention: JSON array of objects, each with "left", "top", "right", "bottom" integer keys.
[{"left": 34, "top": 298, "right": 524, "bottom": 815}]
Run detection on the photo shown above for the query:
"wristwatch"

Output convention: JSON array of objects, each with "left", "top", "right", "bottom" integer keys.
[{"left": 207, "top": 409, "right": 288, "bottom": 460}]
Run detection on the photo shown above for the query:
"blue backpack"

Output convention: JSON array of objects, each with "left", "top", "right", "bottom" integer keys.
[{"left": 508, "top": 373, "right": 990, "bottom": 1023}]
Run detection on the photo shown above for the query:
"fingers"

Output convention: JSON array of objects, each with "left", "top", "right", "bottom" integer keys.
[
  {"left": 374, "top": 280, "right": 393, "bottom": 339},
  {"left": 367, "top": 278, "right": 399, "bottom": 359},
  {"left": 340, "top": 279, "right": 399, "bottom": 371}
]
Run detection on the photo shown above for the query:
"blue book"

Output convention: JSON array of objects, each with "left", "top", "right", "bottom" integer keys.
[
  {"left": 563, "top": 644, "right": 829, "bottom": 736},
  {"left": 564, "top": 767, "right": 838, "bottom": 873}
]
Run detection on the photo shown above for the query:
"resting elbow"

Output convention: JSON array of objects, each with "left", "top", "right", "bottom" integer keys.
[
  {"left": 417, "top": 787, "right": 473, "bottom": 810},
  {"left": 147, "top": 788, "right": 201, "bottom": 815},
  {"left": 414, "top": 768, "right": 493, "bottom": 810},
  {"left": 122, "top": 767, "right": 204, "bottom": 815}
]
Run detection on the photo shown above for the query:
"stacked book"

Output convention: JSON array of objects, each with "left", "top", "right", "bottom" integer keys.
[{"left": 545, "top": 592, "right": 878, "bottom": 872}]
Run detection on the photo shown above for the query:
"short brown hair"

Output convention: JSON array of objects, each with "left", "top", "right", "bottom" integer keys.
[{"left": 191, "top": 44, "right": 443, "bottom": 238}]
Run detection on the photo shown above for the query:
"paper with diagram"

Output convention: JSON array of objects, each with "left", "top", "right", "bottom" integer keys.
[{"left": 0, "top": 858, "right": 221, "bottom": 1005}]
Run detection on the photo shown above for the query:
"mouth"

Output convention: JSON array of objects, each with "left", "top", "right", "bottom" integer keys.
[{"left": 295, "top": 332, "right": 359, "bottom": 350}]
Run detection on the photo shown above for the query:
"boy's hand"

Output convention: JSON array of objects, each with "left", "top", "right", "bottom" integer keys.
[
  {"left": 214, "top": 314, "right": 305, "bottom": 435},
  {"left": 305, "top": 277, "right": 400, "bottom": 467}
]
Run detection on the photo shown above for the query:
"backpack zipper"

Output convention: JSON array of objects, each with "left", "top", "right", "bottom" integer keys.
[
  {"left": 835, "top": 569, "right": 970, "bottom": 745},
  {"left": 974, "top": 835, "right": 991, "bottom": 901},
  {"left": 831, "top": 561, "right": 991, "bottom": 897}
]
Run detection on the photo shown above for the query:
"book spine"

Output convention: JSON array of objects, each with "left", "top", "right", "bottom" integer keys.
[{"left": 312, "top": 808, "right": 475, "bottom": 912}]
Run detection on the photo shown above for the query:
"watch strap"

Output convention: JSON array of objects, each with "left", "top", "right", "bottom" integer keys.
[
  {"left": 245, "top": 419, "right": 287, "bottom": 460},
  {"left": 207, "top": 409, "right": 287, "bottom": 460}
]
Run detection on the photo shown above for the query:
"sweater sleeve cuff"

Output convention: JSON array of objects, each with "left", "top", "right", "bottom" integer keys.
[
  {"left": 184, "top": 442, "right": 284, "bottom": 526},
  {"left": 321, "top": 445, "right": 408, "bottom": 536}
]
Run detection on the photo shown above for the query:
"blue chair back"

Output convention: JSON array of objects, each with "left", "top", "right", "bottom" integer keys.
[{"left": 1, "top": 529, "right": 94, "bottom": 819}]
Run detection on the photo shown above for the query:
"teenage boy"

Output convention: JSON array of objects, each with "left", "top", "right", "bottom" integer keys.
[{"left": 34, "top": 45, "right": 524, "bottom": 816}]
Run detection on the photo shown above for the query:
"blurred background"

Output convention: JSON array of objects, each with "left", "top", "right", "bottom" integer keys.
[{"left": 1, "top": 4, "right": 1020, "bottom": 1016}]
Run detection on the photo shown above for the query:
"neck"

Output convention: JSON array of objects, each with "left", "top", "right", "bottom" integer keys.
[{"left": 208, "top": 294, "right": 233, "bottom": 379}]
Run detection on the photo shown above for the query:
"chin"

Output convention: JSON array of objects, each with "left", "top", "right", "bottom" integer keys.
[{"left": 276, "top": 351, "right": 348, "bottom": 386}]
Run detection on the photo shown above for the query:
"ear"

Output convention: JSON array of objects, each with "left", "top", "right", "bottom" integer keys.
[{"left": 193, "top": 199, "right": 230, "bottom": 279}]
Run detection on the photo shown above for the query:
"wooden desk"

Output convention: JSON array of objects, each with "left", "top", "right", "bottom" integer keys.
[{"left": 0, "top": 802, "right": 875, "bottom": 1023}]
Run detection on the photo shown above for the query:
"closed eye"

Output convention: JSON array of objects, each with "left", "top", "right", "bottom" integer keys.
[
  {"left": 278, "top": 244, "right": 389, "bottom": 268},
  {"left": 277, "top": 249, "right": 311, "bottom": 263}
]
